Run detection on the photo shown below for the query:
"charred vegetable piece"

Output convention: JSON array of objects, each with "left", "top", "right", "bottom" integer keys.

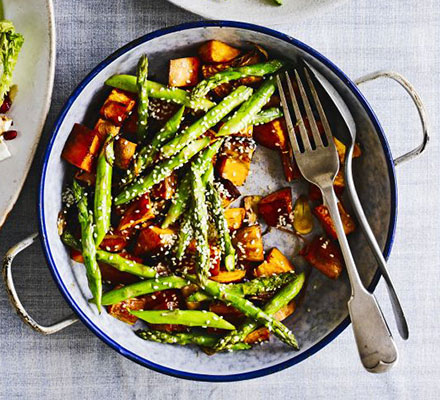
[
  {"left": 217, "top": 76, "right": 277, "bottom": 136},
  {"left": 151, "top": 172, "right": 177, "bottom": 200},
  {"left": 162, "top": 140, "right": 223, "bottom": 228},
  {"left": 117, "top": 194, "right": 154, "bottom": 231},
  {"left": 100, "top": 89, "right": 136, "bottom": 126},
  {"left": 98, "top": 261, "right": 140, "bottom": 285},
  {"left": 302, "top": 236, "right": 343, "bottom": 279},
  {"left": 72, "top": 181, "right": 102, "bottom": 311},
  {"left": 243, "top": 195, "right": 262, "bottom": 225},
  {"left": 253, "top": 117, "right": 287, "bottom": 150},
  {"left": 94, "top": 137, "right": 114, "bottom": 245},
  {"left": 99, "top": 233, "right": 127, "bottom": 253},
  {"left": 198, "top": 40, "right": 241, "bottom": 63},
  {"left": 258, "top": 188, "right": 293, "bottom": 227},
  {"left": 213, "top": 272, "right": 305, "bottom": 352},
  {"left": 293, "top": 195, "right": 313, "bottom": 235},
  {"left": 224, "top": 208, "right": 246, "bottom": 230},
  {"left": 94, "top": 118, "right": 120, "bottom": 142},
  {"left": 216, "top": 157, "right": 251, "bottom": 187},
  {"left": 210, "top": 270, "right": 246, "bottom": 283},
  {"left": 254, "top": 248, "right": 294, "bottom": 277},
  {"left": 169, "top": 57, "right": 200, "bottom": 87},
  {"left": 129, "top": 310, "right": 236, "bottom": 330},
  {"left": 61, "top": 124, "right": 102, "bottom": 172},
  {"left": 232, "top": 225, "right": 264, "bottom": 262},
  {"left": 114, "top": 138, "right": 137, "bottom": 170},
  {"left": 313, "top": 202, "right": 356, "bottom": 240},
  {"left": 244, "top": 326, "right": 270, "bottom": 344},
  {"left": 115, "top": 136, "right": 211, "bottom": 205},
  {"left": 107, "top": 294, "right": 149, "bottom": 325},
  {"left": 105, "top": 75, "right": 215, "bottom": 111},
  {"left": 192, "top": 60, "right": 283, "bottom": 100},
  {"left": 74, "top": 170, "right": 96, "bottom": 186},
  {"left": 219, "top": 137, "right": 256, "bottom": 163},
  {"left": 334, "top": 137, "right": 362, "bottom": 164},
  {"left": 135, "top": 225, "right": 177, "bottom": 256},
  {"left": 136, "top": 329, "right": 250, "bottom": 350},
  {"left": 101, "top": 276, "right": 188, "bottom": 305},
  {"left": 274, "top": 301, "right": 296, "bottom": 321},
  {"left": 217, "top": 178, "right": 241, "bottom": 208},
  {"left": 136, "top": 55, "right": 149, "bottom": 141},
  {"left": 161, "top": 86, "right": 253, "bottom": 159}
]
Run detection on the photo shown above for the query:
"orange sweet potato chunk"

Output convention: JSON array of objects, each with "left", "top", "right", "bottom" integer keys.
[
  {"left": 118, "top": 194, "right": 155, "bottom": 231},
  {"left": 169, "top": 57, "right": 201, "bottom": 87},
  {"left": 198, "top": 40, "right": 241, "bottom": 63},
  {"left": 100, "top": 89, "right": 136, "bottom": 126},
  {"left": 224, "top": 208, "right": 246, "bottom": 230},
  {"left": 232, "top": 225, "right": 264, "bottom": 262},
  {"left": 313, "top": 202, "right": 356, "bottom": 240},
  {"left": 253, "top": 118, "right": 287, "bottom": 151},
  {"left": 114, "top": 138, "right": 137, "bottom": 170},
  {"left": 258, "top": 188, "right": 293, "bottom": 227},
  {"left": 151, "top": 172, "right": 178, "bottom": 200},
  {"left": 135, "top": 225, "right": 177, "bottom": 256},
  {"left": 210, "top": 270, "right": 246, "bottom": 283},
  {"left": 302, "top": 236, "right": 343, "bottom": 279},
  {"left": 254, "top": 248, "right": 294, "bottom": 277},
  {"left": 216, "top": 157, "right": 251, "bottom": 187},
  {"left": 61, "top": 123, "right": 101, "bottom": 172}
]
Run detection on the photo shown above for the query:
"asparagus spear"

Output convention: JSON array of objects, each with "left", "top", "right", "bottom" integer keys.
[
  {"left": 72, "top": 180, "right": 102, "bottom": 312},
  {"left": 105, "top": 74, "right": 214, "bottom": 111},
  {"left": 133, "top": 105, "right": 185, "bottom": 177},
  {"left": 206, "top": 178, "right": 236, "bottom": 271},
  {"left": 175, "top": 208, "right": 193, "bottom": 261},
  {"left": 115, "top": 136, "right": 210, "bottom": 205},
  {"left": 214, "top": 272, "right": 305, "bottom": 352},
  {"left": 136, "top": 55, "right": 149, "bottom": 142},
  {"left": 187, "top": 272, "right": 297, "bottom": 303},
  {"left": 251, "top": 107, "right": 283, "bottom": 126},
  {"left": 160, "top": 86, "right": 253, "bottom": 159},
  {"left": 185, "top": 275, "right": 299, "bottom": 349},
  {"left": 94, "top": 138, "right": 113, "bottom": 246},
  {"left": 101, "top": 276, "right": 189, "bottom": 305},
  {"left": 61, "top": 231, "right": 163, "bottom": 279},
  {"left": 162, "top": 140, "right": 223, "bottom": 229},
  {"left": 191, "top": 60, "right": 284, "bottom": 100},
  {"left": 217, "top": 76, "right": 276, "bottom": 137},
  {"left": 136, "top": 329, "right": 250, "bottom": 350},
  {"left": 129, "top": 310, "right": 236, "bottom": 330},
  {"left": 190, "top": 165, "right": 211, "bottom": 287}
]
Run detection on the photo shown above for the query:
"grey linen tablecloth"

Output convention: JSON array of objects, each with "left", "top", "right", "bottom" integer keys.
[{"left": 0, "top": 0, "right": 439, "bottom": 398}]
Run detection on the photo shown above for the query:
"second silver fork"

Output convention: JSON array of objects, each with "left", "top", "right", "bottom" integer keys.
[{"left": 277, "top": 69, "right": 398, "bottom": 373}]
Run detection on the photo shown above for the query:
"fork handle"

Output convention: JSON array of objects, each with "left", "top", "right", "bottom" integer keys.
[{"left": 321, "top": 184, "right": 398, "bottom": 373}]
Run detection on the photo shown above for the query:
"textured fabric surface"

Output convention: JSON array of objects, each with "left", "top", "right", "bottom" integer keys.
[{"left": 0, "top": 0, "right": 439, "bottom": 398}]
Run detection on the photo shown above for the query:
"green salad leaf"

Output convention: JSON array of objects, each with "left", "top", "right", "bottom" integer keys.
[{"left": 0, "top": 20, "right": 24, "bottom": 102}]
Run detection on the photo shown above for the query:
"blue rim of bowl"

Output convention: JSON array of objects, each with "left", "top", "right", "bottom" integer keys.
[{"left": 39, "top": 20, "right": 397, "bottom": 382}]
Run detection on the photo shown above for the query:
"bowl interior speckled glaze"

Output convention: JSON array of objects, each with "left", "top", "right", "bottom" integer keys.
[{"left": 39, "top": 22, "right": 396, "bottom": 381}]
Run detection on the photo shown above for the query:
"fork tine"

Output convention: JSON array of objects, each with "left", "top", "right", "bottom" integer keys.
[
  {"left": 285, "top": 71, "right": 311, "bottom": 151},
  {"left": 303, "top": 68, "right": 335, "bottom": 149},
  {"left": 294, "top": 70, "right": 323, "bottom": 148},
  {"left": 276, "top": 75, "right": 300, "bottom": 154}
]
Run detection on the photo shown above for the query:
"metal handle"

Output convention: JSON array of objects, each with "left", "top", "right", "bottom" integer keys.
[
  {"left": 2, "top": 233, "right": 78, "bottom": 335},
  {"left": 321, "top": 184, "right": 398, "bottom": 373},
  {"left": 355, "top": 70, "right": 429, "bottom": 166}
]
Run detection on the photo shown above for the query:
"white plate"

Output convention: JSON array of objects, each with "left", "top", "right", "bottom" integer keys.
[
  {"left": 167, "top": 0, "right": 348, "bottom": 25},
  {"left": 0, "top": 0, "right": 55, "bottom": 229}
]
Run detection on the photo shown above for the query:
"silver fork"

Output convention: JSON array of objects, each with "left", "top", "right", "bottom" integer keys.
[{"left": 277, "top": 69, "right": 398, "bottom": 373}]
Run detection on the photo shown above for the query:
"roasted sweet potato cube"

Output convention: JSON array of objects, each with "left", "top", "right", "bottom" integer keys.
[
  {"left": 210, "top": 269, "right": 246, "bottom": 283},
  {"left": 253, "top": 118, "right": 287, "bottom": 150},
  {"left": 178, "top": 245, "right": 221, "bottom": 277},
  {"left": 217, "top": 178, "right": 241, "bottom": 208},
  {"left": 334, "top": 137, "right": 362, "bottom": 164},
  {"left": 244, "top": 327, "right": 270, "bottom": 344},
  {"left": 107, "top": 294, "right": 150, "bottom": 325},
  {"left": 220, "top": 137, "right": 256, "bottom": 163},
  {"left": 232, "top": 225, "right": 264, "bottom": 262},
  {"left": 118, "top": 194, "right": 155, "bottom": 231},
  {"left": 151, "top": 172, "right": 178, "bottom": 200},
  {"left": 123, "top": 109, "right": 138, "bottom": 135},
  {"left": 258, "top": 188, "right": 293, "bottom": 227},
  {"left": 217, "top": 157, "right": 251, "bottom": 186},
  {"left": 61, "top": 123, "right": 101, "bottom": 172},
  {"left": 334, "top": 169, "right": 345, "bottom": 194},
  {"left": 243, "top": 195, "right": 262, "bottom": 226},
  {"left": 100, "top": 89, "right": 136, "bottom": 126},
  {"left": 254, "top": 248, "right": 294, "bottom": 277},
  {"left": 93, "top": 118, "right": 120, "bottom": 142},
  {"left": 209, "top": 302, "right": 244, "bottom": 325},
  {"left": 70, "top": 248, "right": 84, "bottom": 263},
  {"left": 114, "top": 138, "right": 137, "bottom": 170},
  {"left": 99, "top": 233, "right": 128, "bottom": 253},
  {"left": 169, "top": 57, "right": 200, "bottom": 87},
  {"left": 274, "top": 300, "right": 296, "bottom": 321},
  {"left": 135, "top": 225, "right": 177, "bottom": 256},
  {"left": 198, "top": 40, "right": 241, "bottom": 63},
  {"left": 313, "top": 202, "right": 356, "bottom": 240},
  {"left": 224, "top": 208, "right": 246, "bottom": 230},
  {"left": 302, "top": 236, "right": 343, "bottom": 279}
]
